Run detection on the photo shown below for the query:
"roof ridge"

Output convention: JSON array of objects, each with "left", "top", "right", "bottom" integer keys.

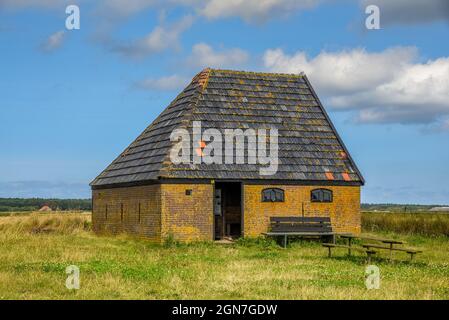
[
  {"left": 208, "top": 68, "right": 305, "bottom": 78},
  {"left": 191, "top": 68, "right": 212, "bottom": 89}
]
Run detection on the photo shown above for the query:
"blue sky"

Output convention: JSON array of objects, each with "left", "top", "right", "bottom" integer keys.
[{"left": 1, "top": 0, "right": 449, "bottom": 204}]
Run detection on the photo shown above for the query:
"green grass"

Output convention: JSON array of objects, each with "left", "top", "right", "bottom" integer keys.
[{"left": 0, "top": 213, "right": 448, "bottom": 300}]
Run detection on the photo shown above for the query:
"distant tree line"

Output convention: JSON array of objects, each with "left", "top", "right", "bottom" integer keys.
[
  {"left": 0, "top": 200, "right": 444, "bottom": 213},
  {"left": 361, "top": 203, "right": 444, "bottom": 213},
  {"left": 0, "top": 198, "right": 92, "bottom": 212}
]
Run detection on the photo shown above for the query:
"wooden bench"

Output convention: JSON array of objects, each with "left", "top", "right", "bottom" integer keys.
[
  {"left": 322, "top": 243, "right": 377, "bottom": 264},
  {"left": 263, "top": 217, "right": 336, "bottom": 248},
  {"left": 362, "top": 244, "right": 423, "bottom": 261}
]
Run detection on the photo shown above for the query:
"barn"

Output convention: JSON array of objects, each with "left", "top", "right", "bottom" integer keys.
[
  {"left": 38, "top": 205, "right": 53, "bottom": 212},
  {"left": 90, "top": 68, "right": 364, "bottom": 242}
]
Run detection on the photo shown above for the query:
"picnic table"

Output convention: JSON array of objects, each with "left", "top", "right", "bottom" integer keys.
[
  {"left": 324, "top": 234, "right": 422, "bottom": 262},
  {"left": 361, "top": 243, "right": 422, "bottom": 261},
  {"left": 322, "top": 243, "right": 377, "bottom": 263},
  {"left": 340, "top": 235, "right": 405, "bottom": 258}
]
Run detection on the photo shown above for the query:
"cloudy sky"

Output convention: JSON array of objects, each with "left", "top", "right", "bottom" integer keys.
[{"left": 1, "top": 0, "right": 449, "bottom": 204}]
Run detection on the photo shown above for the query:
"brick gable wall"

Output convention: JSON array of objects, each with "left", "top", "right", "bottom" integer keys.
[{"left": 92, "top": 185, "right": 161, "bottom": 241}]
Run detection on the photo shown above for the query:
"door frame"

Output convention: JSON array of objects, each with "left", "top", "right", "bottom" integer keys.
[{"left": 213, "top": 181, "right": 243, "bottom": 240}]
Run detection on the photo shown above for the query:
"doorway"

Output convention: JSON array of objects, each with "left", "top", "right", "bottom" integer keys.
[{"left": 214, "top": 182, "right": 242, "bottom": 240}]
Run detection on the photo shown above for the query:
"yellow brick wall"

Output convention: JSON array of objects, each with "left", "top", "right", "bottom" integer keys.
[
  {"left": 92, "top": 185, "right": 161, "bottom": 241},
  {"left": 160, "top": 183, "right": 214, "bottom": 242},
  {"left": 92, "top": 182, "right": 360, "bottom": 242},
  {"left": 243, "top": 184, "right": 361, "bottom": 237}
]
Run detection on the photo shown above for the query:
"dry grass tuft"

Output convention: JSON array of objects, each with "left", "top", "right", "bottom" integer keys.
[
  {"left": 362, "top": 212, "right": 449, "bottom": 237},
  {"left": 0, "top": 213, "right": 91, "bottom": 236}
]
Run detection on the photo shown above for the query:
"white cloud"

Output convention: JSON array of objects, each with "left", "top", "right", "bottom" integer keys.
[
  {"left": 187, "top": 43, "right": 249, "bottom": 69},
  {"left": 40, "top": 30, "right": 66, "bottom": 52},
  {"left": 360, "top": 0, "right": 449, "bottom": 26},
  {"left": 264, "top": 47, "right": 417, "bottom": 95},
  {"left": 108, "top": 15, "right": 194, "bottom": 58},
  {"left": 264, "top": 47, "right": 449, "bottom": 126},
  {"left": 200, "top": 0, "right": 320, "bottom": 22},
  {"left": 135, "top": 74, "right": 190, "bottom": 91}
]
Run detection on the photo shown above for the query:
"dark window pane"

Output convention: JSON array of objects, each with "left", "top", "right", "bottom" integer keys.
[
  {"left": 262, "top": 188, "right": 284, "bottom": 202},
  {"left": 311, "top": 190, "right": 321, "bottom": 202},
  {"left": 323, "top": 190, "right": 332, "bottom": 202},
  {"left": 311, "top": 189, "right": 333, "bottom": 203},
  {"left": 275, "top": 189, "right": 284, "bottom": 202}
]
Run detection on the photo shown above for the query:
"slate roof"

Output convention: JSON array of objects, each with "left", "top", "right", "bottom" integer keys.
[{"left": 91, "top": 68, "right": 364, "bottom": 187}]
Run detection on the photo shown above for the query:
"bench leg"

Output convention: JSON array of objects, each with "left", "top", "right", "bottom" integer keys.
[
  {"left": 410, "top": 253, "right": 415, "bottom": 262},
  {"left": 283, "top": 235, "right": 287, "bottom": 248},
  {"left": 367, "top": 252, "right": 372, "bottom": 264},
  {"left": 328, "top": 247, "right": 332, "bottom": 258}
]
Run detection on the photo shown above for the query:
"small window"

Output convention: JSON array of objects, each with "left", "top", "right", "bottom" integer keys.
[
  {"left": 185, "top": 189, "right": 192, "bottom": 196},
  {"left": 262, "top": 188, "right": 285, "bottom": 202},
  {"left": 311, "top": 189, "right": 333, "bottom": 203}
]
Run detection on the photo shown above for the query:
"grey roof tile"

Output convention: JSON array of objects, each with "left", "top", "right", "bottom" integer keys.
[{"left": 91, "top": 69, "right": 364, "bottom": 187}]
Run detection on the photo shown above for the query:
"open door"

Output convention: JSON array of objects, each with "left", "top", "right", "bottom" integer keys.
[{"left": 214, "top": 182, "right": 242, "bottom": 240}]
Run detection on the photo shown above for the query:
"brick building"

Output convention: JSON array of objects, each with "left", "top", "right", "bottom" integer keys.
[{"left": 90, "top": 69, "right": 364, "bottom": 242}]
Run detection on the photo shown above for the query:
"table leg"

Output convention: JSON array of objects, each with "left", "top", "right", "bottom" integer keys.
[{"left": 390, "top": 243, "right": 393, "bottom": 261}]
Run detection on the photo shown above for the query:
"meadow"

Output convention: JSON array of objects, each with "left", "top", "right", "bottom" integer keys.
[
  {"left": 0, "top": 212, "right": 448, "bottom": 300},
  {"left": 362, "top": 211, "right": 449, "bottom": 237}
]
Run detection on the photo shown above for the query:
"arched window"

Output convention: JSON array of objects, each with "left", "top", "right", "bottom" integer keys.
[
  {"left": 262, "top": 188, "right": 285, "bottom": 202},
  {"left": 311, "top": 189, "right": 333, "bottom": 203}
]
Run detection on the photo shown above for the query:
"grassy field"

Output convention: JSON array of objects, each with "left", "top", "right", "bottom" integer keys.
[
  {"left": 0, "top": 212, "right": 448, "bottom": 300},
  {"left": 362, "top": 211, "right": 449, "bottom": 237}
]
